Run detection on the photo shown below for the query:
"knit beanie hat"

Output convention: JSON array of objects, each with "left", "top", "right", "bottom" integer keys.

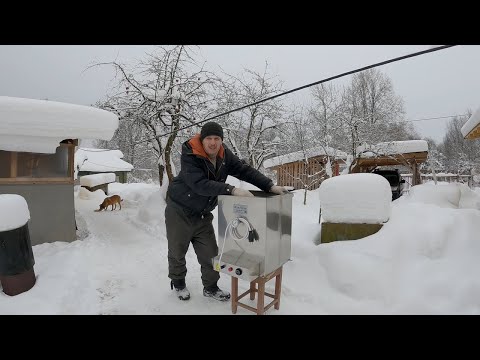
[{"left": 200, "top": 122, "right": 224, "bottom": 141}]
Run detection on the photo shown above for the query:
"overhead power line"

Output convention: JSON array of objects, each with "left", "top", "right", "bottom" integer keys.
[
  {"left": 131, "top": 45, "right": 456, "bottom": 144},
  {"left": 406, "top": 113, "right": 469, "bottom": 122}
]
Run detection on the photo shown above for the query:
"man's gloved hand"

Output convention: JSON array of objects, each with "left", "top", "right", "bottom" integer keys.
[
  {"left": 232, "top": 188, "right": 254, "bottom": 197},
  {"left": 270, "top": 185, "right": 288, "bottom": 195}
]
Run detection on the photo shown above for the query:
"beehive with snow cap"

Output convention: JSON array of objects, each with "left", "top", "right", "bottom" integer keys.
[
  {"left": 0, "top": 96, "right": 118, "bottom": 246},
  {"left": 0, "top": 194, "right": 36, "bottom": 296},
  {"left": 317, "top": 173, "right": 391, "bottom": 243}
]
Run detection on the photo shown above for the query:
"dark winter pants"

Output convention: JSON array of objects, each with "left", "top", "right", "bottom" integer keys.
[{"left": 165, "top": 202, "right": 220, "bottom": 288}]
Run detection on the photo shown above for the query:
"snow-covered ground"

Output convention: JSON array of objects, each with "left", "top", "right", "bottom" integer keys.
[{"left": 1, "top": 179, "right": 480, "bottom": 315}]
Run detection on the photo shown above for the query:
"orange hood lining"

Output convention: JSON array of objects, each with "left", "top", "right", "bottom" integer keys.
[{"left": 188, "top": 134, "right": 225, "bottom": 159}]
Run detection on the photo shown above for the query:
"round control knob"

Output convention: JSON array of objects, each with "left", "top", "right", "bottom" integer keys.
[
  {"left": 235, "top": 268, "right": 242, "bottom": 276},
  {"left": 228, "top": 267, "right": 233, "bottom": 272}
]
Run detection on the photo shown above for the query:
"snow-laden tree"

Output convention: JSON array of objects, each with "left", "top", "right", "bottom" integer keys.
[
  {"left": 94, "top": 105, "right": 156, "bottom": 182},
  {"left": 215, "top": 62, "right": 286, "bottom": 170},
  {"left": 441, "top": 112, "right": 480, "bottom": 174},
  {"left": 305, "top": 69, "right": 417, "bottom": 174},
  {"left": 309, "top": 83, "right": 345, "bottom": 151},
  {"left": 339, "top": 68, "right": 406, "bottom": 157},
  {"left": 286, "top": 105, "right": 330, "bottom": 205},
  {"left": 421, "top": 137, "right": 446, "bottom": 174},
  {"left": 307, "top": 83, "right": 350, "bottom": 172},
  {"left": 94, "top": 45, "right": 219, "bottom": 186}
]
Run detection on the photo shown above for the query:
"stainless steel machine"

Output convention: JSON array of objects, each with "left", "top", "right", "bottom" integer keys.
[{"left": 213, "top": 191, "right": 293, "bottom": 282}]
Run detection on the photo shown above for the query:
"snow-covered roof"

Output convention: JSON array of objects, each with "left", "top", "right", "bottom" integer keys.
[
  {"left": 75, "top": 148, "right": 133, "bottom": 173},
  {"left": 461, "top": 107, "right": 480, "bottom": 139},
  {"left": 80, "top": 173, "right": 116, "bottom": 187},
  {"left": 357, "top": 140, "right": 428, "bottom": 158},
  {"left": 0, "top": 96, "right": 118, "bottom": 154},
  {"left": 263, "top": 146, "right": 348, "bottom": 169}
]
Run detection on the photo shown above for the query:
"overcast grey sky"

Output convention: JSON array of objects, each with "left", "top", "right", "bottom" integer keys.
[{"left": 1, "top": 45, "right": 479, "bottom": 143}]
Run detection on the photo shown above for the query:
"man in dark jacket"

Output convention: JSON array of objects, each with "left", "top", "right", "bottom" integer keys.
[{"left": 165, "top": 121, "right": 287, "bottom": 301}]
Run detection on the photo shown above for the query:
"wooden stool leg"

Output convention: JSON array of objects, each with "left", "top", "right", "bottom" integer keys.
[
  {"left": 232, "top": 276, "right": 238, "bottom": 314},
  {"left": 257, "top": 280, "right": 265, "bottom": 315},
  {"left": 274, "top": 267, "right": 283, "bottom": 310},
  {"left": 249, "top": 281, "right": 256, "bottom": 300}
]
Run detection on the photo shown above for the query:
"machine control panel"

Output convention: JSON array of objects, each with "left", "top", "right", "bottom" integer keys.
[{"left": 213, "top": 250, "right": 262, "bottom": 282}]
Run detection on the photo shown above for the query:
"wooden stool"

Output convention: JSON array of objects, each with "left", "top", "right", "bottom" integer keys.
[{"left": 231, "top": 266, "right": 283, "bottom": 315}]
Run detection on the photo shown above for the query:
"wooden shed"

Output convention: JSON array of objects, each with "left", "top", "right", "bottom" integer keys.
[
  {"left": 75, "top": 148, "right": 133, "bottom": 184},
  {"left": 263, "top": 146, "right": 347, "bottom": 190},
  {"left": 0, "top": 96, "right": 118, "bottom": 246},
  {"left": 350, "top": 140, "right": 429, "bottom": 186}
]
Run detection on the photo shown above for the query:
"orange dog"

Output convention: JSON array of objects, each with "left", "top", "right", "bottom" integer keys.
[{"left": 95, "top": 195, "right": 123, "bottom": 212}]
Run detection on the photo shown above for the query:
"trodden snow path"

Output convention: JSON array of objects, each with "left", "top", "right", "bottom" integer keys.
[{"left": 74, "top": 194, "right": 240, "bottom": 315}]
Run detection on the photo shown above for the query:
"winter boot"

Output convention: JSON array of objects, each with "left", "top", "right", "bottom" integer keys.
[
  {"left": 203, "top": 285, "right": 231, "bottom": 301},
  {"left": 171, "top": 279, "right": 190, "bottom": 301}
]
